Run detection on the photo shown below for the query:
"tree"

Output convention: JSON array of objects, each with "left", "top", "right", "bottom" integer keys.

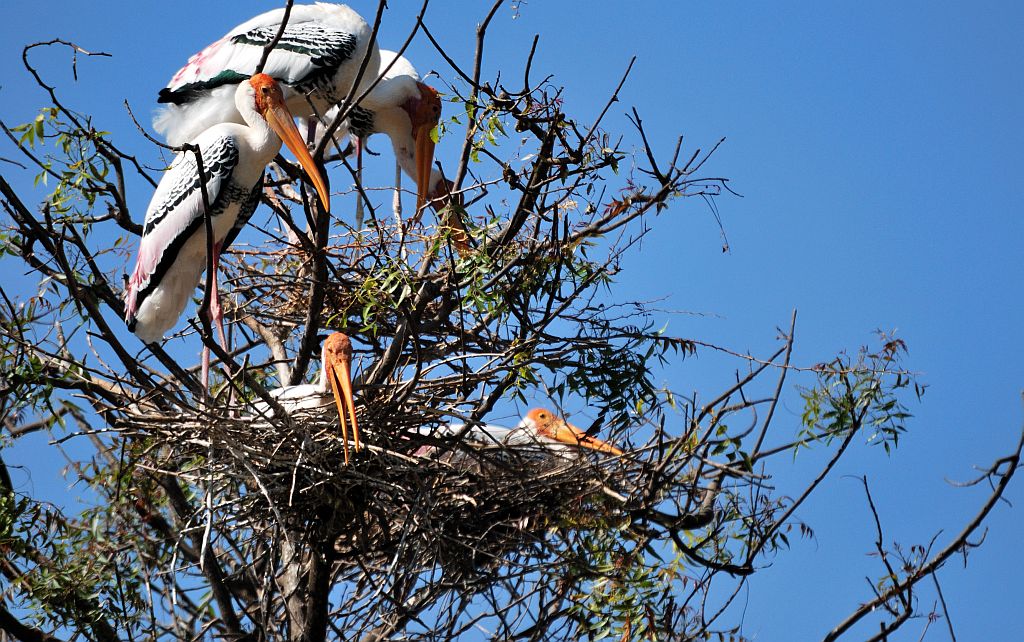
[{"left": 0, "top": 3, "right": 1020, "bottom": 641}]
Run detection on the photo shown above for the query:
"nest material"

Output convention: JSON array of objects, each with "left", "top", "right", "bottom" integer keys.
[{"left": 116, "top": 404, "right": 626, "bottom": 579}]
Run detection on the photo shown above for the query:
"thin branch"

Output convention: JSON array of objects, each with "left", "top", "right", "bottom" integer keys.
[
  {"left": 255, "top": 0, "right": 295, "bottom": 74},
  {"left": 823, "top": 409, "right": 1024, "bottom": 641}
]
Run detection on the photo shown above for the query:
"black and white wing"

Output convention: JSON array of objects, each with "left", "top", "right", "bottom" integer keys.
[
  {"left": 155, "top": 3, "right": 377, "bottom": 145},
  {"left": 124, "top": 132, "right": 240, "bottom": 340}
]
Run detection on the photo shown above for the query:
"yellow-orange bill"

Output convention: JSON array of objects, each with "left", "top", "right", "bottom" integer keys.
[
  {"left": 328, "top": 357, "right": 360, "bottom": 463},
  {"left": 414, "top": 124, "right": 436, "bottom": 215},
  {"left": 551, "top": 420, "right": 624, "bottom": 456},
  {"left": 265, "top": 101, "right": 331, "bottom": 213},
  {"left": 322, "top": 333, "right": 360, "bottom": 463}
]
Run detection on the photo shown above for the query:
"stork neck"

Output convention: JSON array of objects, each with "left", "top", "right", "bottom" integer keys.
[
  {"left": 243, "top": 113, "right": 283, "bottom": 164},
  {"left": 317, "top": 343, "right": 330, "bottom": 392},
  {"left": 235, "top": 88, "right": 284, "bottom": 164}
]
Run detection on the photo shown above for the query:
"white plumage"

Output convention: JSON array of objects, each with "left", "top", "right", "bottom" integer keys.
[
  {"left": 154, "top": 4, "right": 448, "bottom": 215},
  {"left": 421, "top": 408, "right": 624, "bottom": 458},
  {"left": 318, "top": 50, "right": 447, "bottom": 199},
  {"left": 154, "top": 3, "right": 379, "bottom": 147},
  {"left": 125, "top": 75, "right": 329, "bottom": 345},
  {"left": 251, "top": 333, "right": 361, "bottom": 463}
]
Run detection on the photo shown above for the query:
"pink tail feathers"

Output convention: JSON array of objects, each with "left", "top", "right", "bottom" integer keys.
[{"left": 123, "top": 241, "right": 160, "bottom": 325}]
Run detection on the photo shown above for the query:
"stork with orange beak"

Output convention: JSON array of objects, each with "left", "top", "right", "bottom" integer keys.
[
  {"left": 314, "top": 50, "right": 467, "bottom": 249},
  {"left": 317, "top": 50, "right": 454, "bottom": 214},
  {"left": 124, "top": 74, "right": 330, "bottom": 384},
  {"left": 251, "top": 333, "right": 361, "bottom": 463},
  {"left": 153, "top": 4, "right": 449, "bottom": 220},
  {"left": 421, "top": 408, "right": 623, "bottom": 458}
]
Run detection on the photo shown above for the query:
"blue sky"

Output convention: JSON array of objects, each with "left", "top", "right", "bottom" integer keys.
[{"left": 2, "top": 1, "right": 1022, "bottom": 639}]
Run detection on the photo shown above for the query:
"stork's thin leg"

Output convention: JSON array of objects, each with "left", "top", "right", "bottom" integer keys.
[
  {"left": 201, "top": 346, "right": 211, "bottom": 392},
  {"left": 394, "top": 159, "right": 407, "bottom": 261},
  {"left": 354, "top": 138, "right": 365, "bottom": 231},
  {"left": 393, "top": 158, "right": 403, "bottom": 224},
  {"left": 209, "top": 244, "right": 229, "bottom": 354},
  {"left": 202, "top": 243, "right": 229, "bottom": 392}
]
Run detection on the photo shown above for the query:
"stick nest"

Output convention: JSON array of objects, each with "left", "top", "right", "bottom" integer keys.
[{"left": 116, "top": 404, "right": 629, "bottom": 580}]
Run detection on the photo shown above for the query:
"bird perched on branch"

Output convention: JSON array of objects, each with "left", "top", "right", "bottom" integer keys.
[
  {"left": 153, "top": 3, "right": 450, "bottom": 218},
  {"left": 251, "top": 333, "right": 361, "bottom": 464},
  {"left": 420, "top": 408, "right": 624, "bottom": 459},
  {"left": 125, "top": 74, "right": 330, "bottom": 384},
  {"left": 316, "top": 50, "right": 455, "bottom": 214},
  {"left": 155, "top": 4, "right": 378, "bottom": 144},
  {"left": 312, "top": 49, "right": 467, "bottom": 252}
]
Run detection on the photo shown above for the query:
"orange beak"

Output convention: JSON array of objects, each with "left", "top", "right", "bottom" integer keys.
[
  {"left": 323, "top": 333, "right": 360, "bottom": 463},
  {"left": 261, "top": 87, "right": 331, "bottom": 213},
  {"left": 414, "top": 121, "right": 435, "bottom": 213},
  {"left": 407, "top": 83, "right": 441, "bottom": 215},
  {"left": 547, "top": 418, "right": 624, "bottom": 456}
]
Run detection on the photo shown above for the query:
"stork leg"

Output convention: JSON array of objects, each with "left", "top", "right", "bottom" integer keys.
[
  {"left": 201, "top": 242, "right": 230, "bottom": 391},
  {"left": 393, "top": 157, "right": 403, "bottom": 222},
  {"left": 354, "top": 137, "right": 365, "bottom": 231},
  {"left": 394, "top": 159, "right": 408, "bottom": 261}
]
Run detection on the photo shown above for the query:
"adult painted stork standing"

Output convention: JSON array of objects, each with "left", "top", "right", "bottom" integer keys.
[
  {"left": 421, "top": 408, "right": 624, "bottom": 458},
  {"left": 124, "top": 74, "right": 330, "bottom": 382},
  {"left": 311, "top": 49, "right": 466, "bottom": 249},
  {"left": 251, "top": 333, "right": 361, "bottom": 463},
  {"left": 153, "top": 3, "right": 449, "bottom": 215}
]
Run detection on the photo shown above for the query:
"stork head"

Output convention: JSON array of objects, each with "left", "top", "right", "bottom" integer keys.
[
  {"left": 247, "top": 74, "right": 331, "bottom": 213},
  {"left": 322, "top": 333, "right": 360, "bottom": 463},
  {"left": 520, "top": 408, "right": 623, "bottom": 456},
  {"left": 399, "top": 82, "right": 442, "bottom": 213}
]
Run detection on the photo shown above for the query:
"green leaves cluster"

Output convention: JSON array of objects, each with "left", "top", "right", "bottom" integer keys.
[
  {"left": 442, "top": 96, "right": 509, "bottom": 164},
  {"left": 0, "top": 475, "right": 143, "bottom": 636},
  {"left": 0, "top": 299, "right": 62, "bottom": 428},
  {"left": 10, "top": 106, "right": 112, "bottom": 221},
  {"left": 798, "top": 335, "right": 923, "bottom": 453},
  {"left": 567, "top": 524, "right": 690, "bottom": 641}
]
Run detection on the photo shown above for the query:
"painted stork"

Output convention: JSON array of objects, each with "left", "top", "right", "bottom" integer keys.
[
  {"left": 252, "top": 333, "right": 361, "bottom": 463},
  {"left": 153, "top": 3, "right": 450, "bottom": 215},
  {"left": 155, "top": 3, "right": 378, "bottom": 145},
  {"left": 124, "top": 75, "right": 330, "bottom": 379},
  {"left": 317, "top": 49, "right": 451, "bottom": 214},
  {"left": 422, "top": 408, "right": 624, "bottom": 458}
]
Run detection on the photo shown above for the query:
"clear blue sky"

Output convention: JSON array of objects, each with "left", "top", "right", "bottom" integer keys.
[{"left": 2, "top": 2, "right": 1022, "bottom": 639}]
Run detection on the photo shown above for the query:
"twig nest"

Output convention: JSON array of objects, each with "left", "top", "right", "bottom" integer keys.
[{"left": 115, "top": 404, "right": 627, "bottom": 579}]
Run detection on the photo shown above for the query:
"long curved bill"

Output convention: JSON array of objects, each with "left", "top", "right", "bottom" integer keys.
[
  {"left": 324, "top": 335, "right": 360, "bottom": 464},
  {"left": 264, "top": 99, "right": 332, "bottom": 213},
  {"left": 414, "top": 122, "right": 436, "bottom": 214},
  {"left": 550, "top": 419, "right": 623, "bottom": 456}
]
